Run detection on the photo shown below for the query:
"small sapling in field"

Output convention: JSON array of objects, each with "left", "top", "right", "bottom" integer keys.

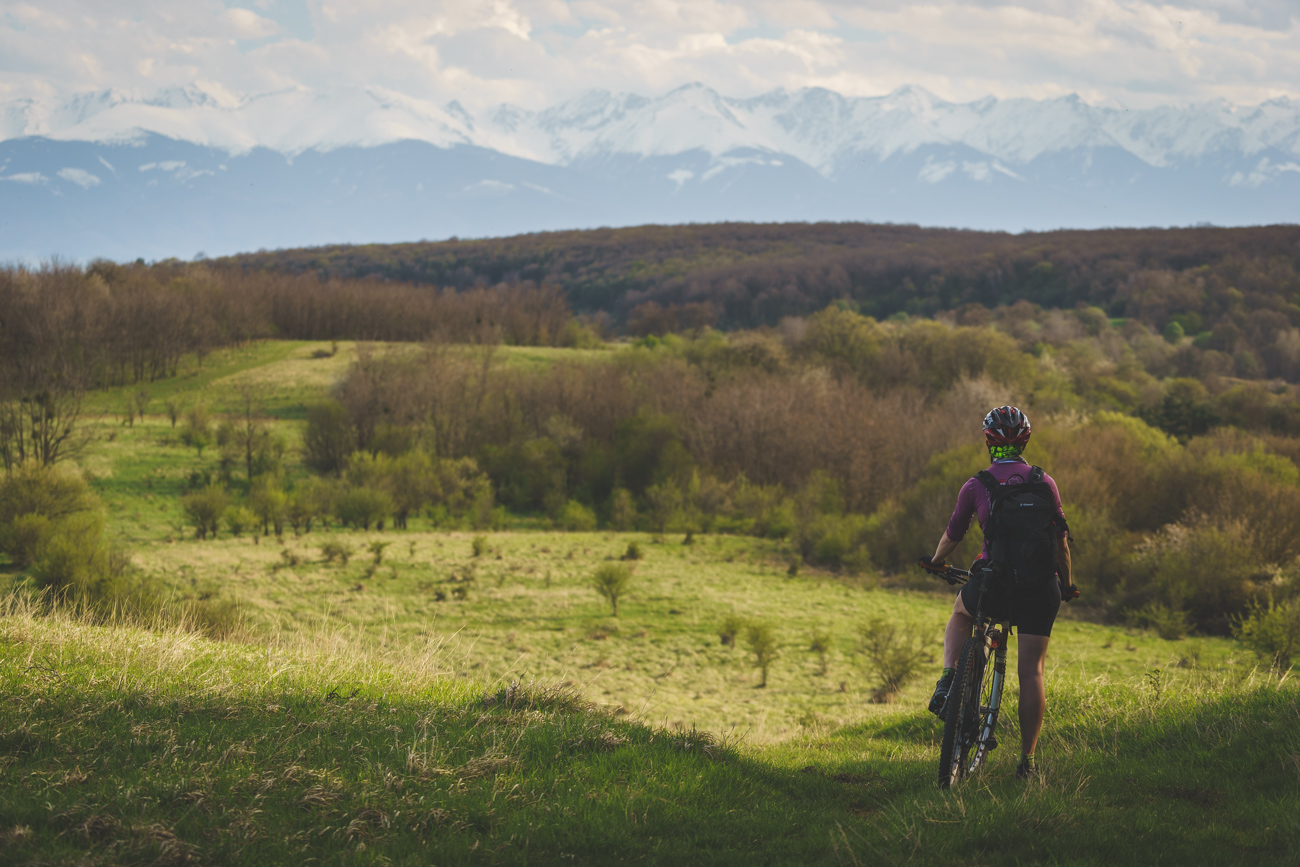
[
  {"left": 858, "top": 617, "right": 933, "bottom": 703},
  {"left": 744, "top": 622, "right": 780, "bottom": 687},
  {"left": 809, "top": 630, "right": 832, "bottom": 675},
  {"left": 320, "top": 540, "right": 353, "bottom": 565},
  {"left": 591, "top": 563, "right": 633, "bottom": 616},
  {"left": 719, "top": 614, "right": 747, "bottom": 648},
  {"left": 368, "top": 540, "right": 391, "bottom": 565},
  {"left": 622, "top": 541, "right": 643, "bottom": 561},
  {"left": 472, "top": 535, "right": 489, "bottom": 557}
]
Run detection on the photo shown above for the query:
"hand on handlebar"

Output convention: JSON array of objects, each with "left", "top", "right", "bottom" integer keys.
[
  {"left": 1060, "top": 581, "right": 1081, "bottom": 602},
  {"left": 918, "top": 556, "right": 961, "bottom": 585}
]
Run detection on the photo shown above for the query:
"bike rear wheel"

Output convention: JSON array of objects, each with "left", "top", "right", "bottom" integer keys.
[{"left": 938, "top": 635, "right": 989, "bottom": 788}]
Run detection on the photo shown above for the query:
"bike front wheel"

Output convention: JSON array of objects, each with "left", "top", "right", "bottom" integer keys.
[{"left": 938, "top": 635, "right": 990, "bottom": 789}]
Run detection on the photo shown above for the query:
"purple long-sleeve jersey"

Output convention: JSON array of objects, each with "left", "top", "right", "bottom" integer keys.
[{"left": 945, "top": 459, "right": 1068, "bottom": 559}]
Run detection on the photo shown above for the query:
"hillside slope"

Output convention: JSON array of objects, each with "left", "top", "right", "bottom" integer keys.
[{"left": 2, "top": 605, "right": 1296, "bottom": 865}]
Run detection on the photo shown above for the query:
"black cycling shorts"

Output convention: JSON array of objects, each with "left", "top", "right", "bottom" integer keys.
[{"left": 959, "top": 560, "right": 1061, "bottom": 637}]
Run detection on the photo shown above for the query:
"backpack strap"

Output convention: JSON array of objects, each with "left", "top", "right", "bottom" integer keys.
[
  {"left": 974, "top": 470, "right": 1001, "bottom": 498},
  {"left": 1026, "top": 466, "right": 1070, "bottom": 534}
]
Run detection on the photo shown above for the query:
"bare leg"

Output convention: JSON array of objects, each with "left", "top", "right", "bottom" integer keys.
[
  {"left": 943, "top": 592, "right": 973, "bottom": 668},
  {"left": 1017, "top": 634, "right": 1050, "bottom": 755}
]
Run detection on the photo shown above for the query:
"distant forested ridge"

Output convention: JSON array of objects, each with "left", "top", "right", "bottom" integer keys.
[{"left": 220, "top": 222, "right": 1300, "bottom": 331}]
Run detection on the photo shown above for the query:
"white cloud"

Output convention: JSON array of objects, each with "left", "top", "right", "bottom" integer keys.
[
  {"left": 56, "top": 167, "right": 100, "bottom": 187},
  {"left": 0, "top": 0, "right": 1296, "bottom": 112}
]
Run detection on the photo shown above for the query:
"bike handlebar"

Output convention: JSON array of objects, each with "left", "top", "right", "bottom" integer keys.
[
  {"left": 918, "top": 557, "right": 1082, "bottom": 602},
  {"left": 917, "top": 557, "right": 969, "bottom": 585}
]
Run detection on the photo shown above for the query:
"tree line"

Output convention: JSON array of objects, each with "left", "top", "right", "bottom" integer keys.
[{"left": 219, "top": 222, "right": 1300, "bottom": 334}]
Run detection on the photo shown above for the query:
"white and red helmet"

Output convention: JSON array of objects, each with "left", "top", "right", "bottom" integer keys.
[{"left": 983, "top": 405, "right": 1031, "bottom": 448}]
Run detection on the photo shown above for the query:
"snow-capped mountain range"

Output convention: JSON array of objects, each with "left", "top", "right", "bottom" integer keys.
[{"left": 2, "top": 83, "right": 1298, "bottom": 261}]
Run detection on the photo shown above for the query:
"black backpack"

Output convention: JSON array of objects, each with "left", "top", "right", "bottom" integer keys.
[{"left": 976, "top": 467, "right": 1068, "bottom": 590}]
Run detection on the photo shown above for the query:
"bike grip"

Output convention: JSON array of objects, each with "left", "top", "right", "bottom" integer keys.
[{"left": 1061, "top": 583, "right": 1081, "bottom": 602}]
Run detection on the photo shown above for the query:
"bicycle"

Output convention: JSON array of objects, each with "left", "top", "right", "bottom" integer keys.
[
  {"left": 920, "top": 559, "right": 1081, "bottom": 788},
  {"left": 920, "top": 561, "right": 1006, "bottom": 788}
]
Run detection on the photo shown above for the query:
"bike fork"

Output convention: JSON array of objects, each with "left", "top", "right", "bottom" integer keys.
[{"left": 980, "top": 633, "right": 1008, "bottom": 749}]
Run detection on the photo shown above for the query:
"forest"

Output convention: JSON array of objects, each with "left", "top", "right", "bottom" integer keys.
[{"left": 219, "top": 222, "right": 1300, "bottom": 334}]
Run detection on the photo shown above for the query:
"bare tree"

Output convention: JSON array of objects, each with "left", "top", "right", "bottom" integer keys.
[{"left": 0, "top": 383, "right": 88, "bottom": 470}]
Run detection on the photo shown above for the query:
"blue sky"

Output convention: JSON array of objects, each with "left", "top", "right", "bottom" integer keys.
[{"left": 1, "top": 0, "right": 1297, "bottom": 108}]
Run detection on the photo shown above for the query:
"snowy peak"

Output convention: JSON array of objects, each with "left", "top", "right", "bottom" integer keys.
[{"left": 3, "top": 83, "right": 1300, "bottom": 174}]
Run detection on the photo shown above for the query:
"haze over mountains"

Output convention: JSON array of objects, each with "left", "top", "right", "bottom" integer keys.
[{"left": 2, "top": 82, "right": 1298, "bottom": 262}]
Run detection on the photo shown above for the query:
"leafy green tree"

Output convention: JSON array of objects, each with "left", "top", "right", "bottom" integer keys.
[
  {"left": 744, "top": 622, "right": 780, "bottom": 688},
  {"left": 303, "top": 400, "right": 355, "bottom": 476},
  {"left": 248, "top": 475, "right": 287, "bottom": 536},
  {"left": 335, "top": 486, "right": 393, "bottom": 531},
  {"left": 591, "top": 563, "right": 633, "bottom": 616},
  {"left": 182, "top": 485, "right": 230, "bottom": 540}
]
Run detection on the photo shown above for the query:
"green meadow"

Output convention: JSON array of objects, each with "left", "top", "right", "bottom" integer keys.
[{"left": 3, "top": 340, "right": 1298, "bottom": 865}]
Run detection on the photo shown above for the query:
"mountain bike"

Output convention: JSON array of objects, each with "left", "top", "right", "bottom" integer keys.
[
  {"left": 921, "top": 559, "right": 1081, "bottom": 788},
  {"left": 920, "top": 560, "right": 1008, "bottom": 789}
]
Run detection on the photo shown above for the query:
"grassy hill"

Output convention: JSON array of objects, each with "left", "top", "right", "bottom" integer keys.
[
  {"left": 3, "top": 603, "right": 1296, "bottom": 865},
  {"left": 3, "top": 338, "right": 1299, "bottom": 864}
]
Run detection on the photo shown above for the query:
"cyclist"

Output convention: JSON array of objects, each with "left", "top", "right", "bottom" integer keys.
[{"left": 922, "top": 406, "right": 1075, "bottom": 780}]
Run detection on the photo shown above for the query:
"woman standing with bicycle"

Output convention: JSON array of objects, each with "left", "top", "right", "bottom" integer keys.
[{"left": 919, "top": 406, "right": 1077, "bottom": 784}]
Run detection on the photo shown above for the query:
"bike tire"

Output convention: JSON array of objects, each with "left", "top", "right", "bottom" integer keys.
[
  {"left": 938, "top": 635, "right": 986, "bottom": 789},
  {"left": 968, "top": 640, "right": 1005, "bottom": 775}
]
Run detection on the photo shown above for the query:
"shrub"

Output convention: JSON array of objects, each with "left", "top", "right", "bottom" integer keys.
[
  {"left": 719, "top": 614, "right": 747, "bottom": 647},
  {"left": 335, "top": 486, "right": 393, "bottom": 531},
  {"left": 609, "top": 488, "right": 638, "bottom": 531},
  {"left": 591, "top": 563, "right": 633, "bottom": 616},
  {"left": 471, "top": 535, "right": 489, "bottom": 557},
  {"left": 1237, "top": 598, "right": 1300, "bottom": 670},
  {"left": 1124, "top": 518, "right": 1255, "bottom": 634},
  {"left": 181, "top": 597, "right": 247, "bottom": 640},
  {"left": 744, "top": 622, "right": 780, "bottom": 687},
  {"left": 809, "top": 631, "right": 831, "bottom": 675},
  {"left": 248, "top": 474, "right": 288, "bottom": 536},
  {"left": 320, "top": 540, "right": 353, "bottom": 565},
  {"left": 287, "top": 477, "right": 334, "bottom": 533},
  {"left": 368, "top": 540, "right": 391, "bottom": 565},
  {"left": 0, "top": 465, "right": 99, "bottom": 566},
  {"left": 303, "top": 400, "right": 355, "bottom": 476},
  {"left": 179, "top": 405, "right": 212, "bottom": 456},
  {"left": 31, "top": 514, "right": 159, "bottom": 619},
  {"left": 621, "top": 541, "right": 643, "bottom": 561},
  {"left": 5, "top": 513, "right": 51, "bottom": 567},
  {"left": 1131, "top": 602, "right": 1191, "bottom": 641},
  {"left": 182, "top": 485, "right": 230, "bottom": 540},
  {"left": 859, "top": 618, "right": 933, "bottom": 702},
  {"left": 223, "top": 505, "right": 257, "bottom": 537},
  {"left": 796, "top": 513, "right": 871, "bottom": 571},
  {"left": 560, "top": 500, "right": 598, "bottom": 532}
]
